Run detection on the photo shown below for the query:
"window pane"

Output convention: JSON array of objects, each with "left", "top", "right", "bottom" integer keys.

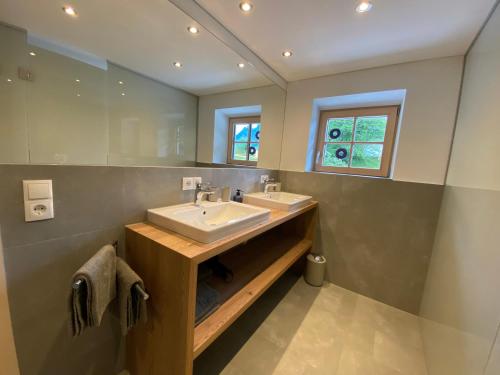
[
  {"left": 250, "top": 123, "right": 261, "bottom": 142},
  {"left": 354, "top": 116, "right": 388, "bottom": 142},
  {"left": 234, "top": 123, "right": 249, "bottom": 142},
  {"left": 326, "top": 117, "right": 354, "bottom": 142},
  {"left": 351, "top": 143, "right": 383, "bottom": 169},
  {"left": 233, "top": 143, "right": 248, "bottom": 161},
  {"left": 323, "top": 143, "right": 351, "bottom": 168},
  {"left": 249, "top": 143, "right": 259, "bottom": 161}
]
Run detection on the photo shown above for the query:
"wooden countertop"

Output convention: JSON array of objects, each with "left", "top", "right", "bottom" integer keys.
[{"left": 126, "top": 201, "right": 318, "bottom": 263}]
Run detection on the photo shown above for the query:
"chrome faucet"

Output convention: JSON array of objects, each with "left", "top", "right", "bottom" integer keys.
[
  {"left": 194, "top": 182, "right": 214, "bottom": 206},
  {"left": 263, "top": 178, "right": 278, "bottom": 195}
]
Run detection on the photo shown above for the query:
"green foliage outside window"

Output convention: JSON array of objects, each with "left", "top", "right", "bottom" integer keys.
[{"left": 322, "top": 115, "right": 388, "bottom": 169}]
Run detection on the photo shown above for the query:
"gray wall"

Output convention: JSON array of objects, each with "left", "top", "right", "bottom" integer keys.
[
  {"left": 0, "top": 166, "right": 448, "bottom": 374},
  {"left": 280, "top": 171, "right": 443, "bottom": 314},
  {"left": 419, "top": 2, "right": 500, "bottom": 374},
  {"left": 0, "top": 165, "right": 276, "bottom": 375}
]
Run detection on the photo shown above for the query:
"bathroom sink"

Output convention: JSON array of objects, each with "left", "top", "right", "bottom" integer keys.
[
  {"left": 243, "top": 192, "right": 312, "bottom": 212},
  {"left": 147, "top": 201, "right": 270, "bottom": 243}
]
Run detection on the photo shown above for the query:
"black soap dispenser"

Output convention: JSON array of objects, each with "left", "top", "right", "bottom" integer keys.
[{"left": 233, "top": 189, "right": 243, "bottom": 203}]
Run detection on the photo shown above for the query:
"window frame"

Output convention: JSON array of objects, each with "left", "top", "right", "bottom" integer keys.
[
  {"left": 315, "top": 105, "right": 399, "bottom": 177},
  {"left": 227, "top": 116, "right": 261, "bottom": 166}
]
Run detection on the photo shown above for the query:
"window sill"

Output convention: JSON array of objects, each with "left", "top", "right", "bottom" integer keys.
[
  {"left": 195, "top": 162, "right": 257, "bottom": 169},
  {"left": 226, "top": 163, "right": 257, "bottom": 169},
  {"left": 310, "top": 169, "right": 391, "bottom": 180}
]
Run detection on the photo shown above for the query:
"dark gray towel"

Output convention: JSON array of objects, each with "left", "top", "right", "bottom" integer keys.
[
  {"left": 71, "top": 245, "right": 116, "bottom": 336},
  {"left": 116, "top": 257, "right": 147, "bottom": 336},
  {"left": 195, "top": 282, "right": 220, "bottom": 325}
]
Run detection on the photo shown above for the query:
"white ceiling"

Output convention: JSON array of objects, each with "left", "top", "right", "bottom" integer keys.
[
  {"left": 0, "top": 0, "right": 270, "bottom": 95},
  {"left": 197, "top": 0, "right": 497, "bottom": 81},
  {"left": 1, "top": 0, "right": 496, "bottom": 93}
]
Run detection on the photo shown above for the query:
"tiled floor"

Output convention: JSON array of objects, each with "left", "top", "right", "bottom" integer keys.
[{"left": 197, "top": 275, "right": 428, "bottom": 375}]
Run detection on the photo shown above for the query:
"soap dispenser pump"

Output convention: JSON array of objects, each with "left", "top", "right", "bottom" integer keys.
[{"left": 233, "top": 189, "right": 243, "bottom": 203}]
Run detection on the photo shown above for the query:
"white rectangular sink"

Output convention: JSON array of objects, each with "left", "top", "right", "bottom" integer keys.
[
  {"left": 243, "top": 192, "right": 312, "bottom": 212},
  {"left": 147, "top": 201, "right": 270, "bottom": 243}
]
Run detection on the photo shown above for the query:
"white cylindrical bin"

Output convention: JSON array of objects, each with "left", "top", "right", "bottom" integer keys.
[{"left": 304, "top": 254, "right": 326, "bottom": 287}]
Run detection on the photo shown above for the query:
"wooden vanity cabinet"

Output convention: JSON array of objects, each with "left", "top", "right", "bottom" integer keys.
[{"left": 125, "top": 202, "right": 317, "bottom": 375}]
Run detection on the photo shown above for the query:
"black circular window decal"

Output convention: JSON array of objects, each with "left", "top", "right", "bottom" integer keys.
[
  {"left": 255, "top": 131, "right": 260, "bottom": 140},
  {"left": 249, "top": 146, "right": 257, "bottom": 156},
  {"left": 329, "top": 128, "right": 341, "bottom": 140},
  {"left": 335, "top": 148, "right": 348, "bottom": 159}
]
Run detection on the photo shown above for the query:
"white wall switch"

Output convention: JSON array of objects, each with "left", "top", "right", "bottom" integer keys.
[
  {"left": 182, "top": 177, "right": 195, "bottom": 191},
  {"left": 23, "top": 180, "right": 54, "bottom": 222},
  {"left": 260, "top": 175, "right": 269, "bottom": 184},
  {"left": 193, "top": 177, "right": 202, "bottom": 186},
  {"left": 23, "top": 180, "right": 53, "bottom": 200}
]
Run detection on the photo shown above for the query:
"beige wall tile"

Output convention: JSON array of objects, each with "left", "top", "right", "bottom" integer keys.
[
  {"left": 446, "top": 3, "right": 500, "bottom": 191},
  {"left": 419, "top": 3, "right": 500, "bottom": 374}
]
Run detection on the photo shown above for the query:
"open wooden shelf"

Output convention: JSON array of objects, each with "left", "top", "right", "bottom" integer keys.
[
  {"left": 203, "top": 232, "right": 305, "bottom": 305},
  {"left": 193, "top": 235, "right": 312, "bottom": 358}
]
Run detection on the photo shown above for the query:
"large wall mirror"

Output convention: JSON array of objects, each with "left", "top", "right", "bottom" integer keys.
[{"left": 0, "top": 0, "right": 286, "bottom": 169}]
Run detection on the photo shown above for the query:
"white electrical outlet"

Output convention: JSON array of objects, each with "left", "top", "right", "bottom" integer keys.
[
  {"left": 182, "top": 177, "right": 195, "bottom": 191},
  {"left": 260, "top": 175, "right": 269, "bottom": 184},
  {"left": 23, "top": 180, "right": 54, "bottom": 222},
  {"left": 193, "top": 177, "right": 202, "bottom": 186}
]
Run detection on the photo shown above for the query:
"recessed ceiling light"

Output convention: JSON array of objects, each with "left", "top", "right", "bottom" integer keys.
[
  {"left": 356, "top": 1, "right": 373, "bottom": 13},
  {"left": 6, "top": 78, "right": 12, "bottom": 83},
  {"left": 118, "top": 80, "right": 124, "bottom": 85},
  {"left": 121, "top": 92, "right": 126, "bottom": 96},
  {"left": 239, "top": 1, "right": 253, "bottom": 13},
  {"left": 237, "top": 62, "right": 246, "bottom": 68},
  {"left": 75, "top": 79, "right": 80, "bottom": 83},
  {"left": 187, "top": 26, "right": 199, "bottom": 34},
  {"left": 173, "top": 61, "right": 183, "bottom": 69},
  {"left": 77, "top": 93, "right": 81, "bottom": 97},
  {"left": 282, "top": 50, "right": 293, "bottom": 58},
  {"left": 29, "top": 51, "right": 36, "bottom": 56},
  {"left": 62, "top": 5, "right": 77, "bottom": 17}
]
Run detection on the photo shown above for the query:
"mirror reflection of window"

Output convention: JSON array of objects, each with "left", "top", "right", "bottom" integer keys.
[{"left": 228, "top": 116, "right": 261, "bottom": 166}]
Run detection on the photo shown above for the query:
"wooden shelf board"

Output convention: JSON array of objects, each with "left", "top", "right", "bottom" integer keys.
[
  {"left": 126, "top": 202, "right": 317, "bottom": 263},
  {"left": 206, "top": 233, "right": 302, "bottom": 303},
  {"left": 193, "top": 237, "right": 312, "bottom": 358}
]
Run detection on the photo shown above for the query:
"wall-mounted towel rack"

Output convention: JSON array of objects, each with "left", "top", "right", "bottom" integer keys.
[
  {"left": 72, "top": 241, "right": 149, "bottom": 301},
  {"left": 72, "top": 279, "right": 149, "bottom": 300}
]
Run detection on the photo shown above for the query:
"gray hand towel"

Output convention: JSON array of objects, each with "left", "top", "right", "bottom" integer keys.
[
  {"left": 71, "top": 244, "right": 116, "bottom": 336},
  {"left": 116, "top": 257, "right": 147, "bottom": 336}
]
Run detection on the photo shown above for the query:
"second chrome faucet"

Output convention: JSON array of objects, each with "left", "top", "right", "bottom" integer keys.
[{"left": 194, "top": 183, "right": 230, "bottom": 206}]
